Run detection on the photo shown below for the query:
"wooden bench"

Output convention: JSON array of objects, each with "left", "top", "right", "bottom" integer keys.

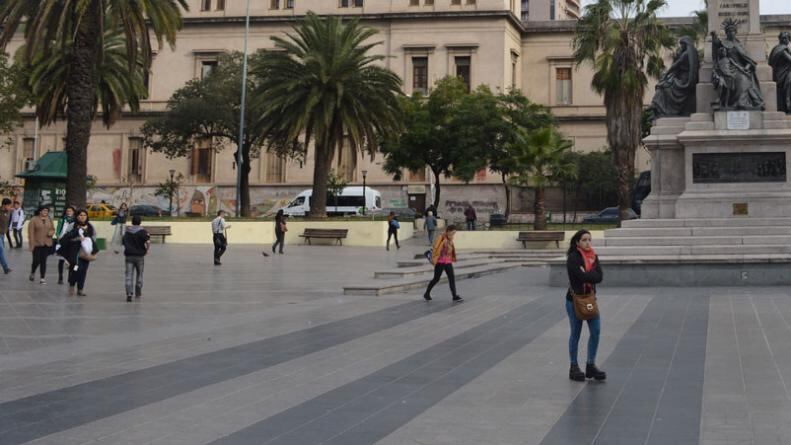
[
  {"left": 143, "top": 226, "right": 172, "bottom": 243},
  {"left": 300, "top": 228, "right": 349, "bottom": 246},
  {"left": 517, "top": 231, "right": 565, "bottom": 248}
]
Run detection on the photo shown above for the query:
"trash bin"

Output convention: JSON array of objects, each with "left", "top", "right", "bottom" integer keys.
[
  {"left": 96, "top": 238, "right": 106, "bottom": 251},
  {"left": 489, "top": 213, "right": 507, "bottom": 227}
]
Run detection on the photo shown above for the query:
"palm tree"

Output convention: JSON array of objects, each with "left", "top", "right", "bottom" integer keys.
[
  {"left": 511, "top": 127, "right": 576, "bottom": 231},
  {"left": 254, "top": 12, "right": 403, "bottom": 218},
  {"left": 0, "top": 0, "right": 188, "bottom": 208},
  {"left": 573, "top": 0, "right": 673, "bottom": 223}
]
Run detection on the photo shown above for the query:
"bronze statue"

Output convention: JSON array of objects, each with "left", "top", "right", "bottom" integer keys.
[
  {"left": 711, "top": 19, "right": 764, "bottom": 111},
  {"left": 769, "top": 31, "right": 791, "bottom": 113},
  {"left": 650, "top": 36, "right": 699, "bottom": 117}
]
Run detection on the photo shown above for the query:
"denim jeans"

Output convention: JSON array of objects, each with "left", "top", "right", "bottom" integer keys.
[
  {"left": 125, "top": 256, "right": 144, "bottom": 297},
  {"left": 427, "top": 229, "right": 435, "bottom": 244},
  {"left": 566, "top": 298, "right": 601, "bottom": 365},
  {"left": 466, "top": 221, "right": 475, "bottom": 231},
  {"left": 0, "top": 237, "right": 9, "bottom": 272}
]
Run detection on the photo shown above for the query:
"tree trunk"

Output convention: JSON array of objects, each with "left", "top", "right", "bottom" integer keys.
[
  {"left": 432, "top": 168, "right": 442, "bottom": 210},
  {"left": 64, "top": 2, "right": 101, "bottom": 209},
  {"left": 502, "top": 173, "right": 511, "bottom": 219},
  {"left": 534, "top": 186, "right": 547, "bottom": 231},
  {"left": 604, "top": 90, "right": 641, "bottom": 227},
  {"left": 309, "top": 142, "right": 332, "bottom": 218},
  {"left": 239, "top": 145, "right": 252, "bottom": 217}
]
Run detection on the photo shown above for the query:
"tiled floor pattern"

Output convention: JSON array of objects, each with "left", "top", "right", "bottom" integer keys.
[{"left": 1, "top": 245, "right": 790, "bottom": 444}]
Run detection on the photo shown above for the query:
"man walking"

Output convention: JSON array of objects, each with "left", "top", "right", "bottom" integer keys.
[
  {"left": 211, "top": 210, "right": 230, "bottom": 265},
  {"left": 0, "top": 198, "right": 12, "bottom": 274},
  {"left": 122, "top": 216, "right": 150, "bottom": 302},
  {"left": 10, "top": 201, "right": 24, "bottom": 248},
  {"left": 464, "top": 204, "right": 477, "bottom": 231}
]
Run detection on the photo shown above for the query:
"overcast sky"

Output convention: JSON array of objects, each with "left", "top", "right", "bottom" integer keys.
[{"left": 582, "top": 0, "right": 790, "bottom": 17}]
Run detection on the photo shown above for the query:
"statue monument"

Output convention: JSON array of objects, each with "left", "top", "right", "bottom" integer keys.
[
  {"left": 650, "top": 36, "right": 699, "bottom": 117},
  {"left": 769, "top": 31, "right": 791, "bottom": 113},
  {"left": 711, "top": 18, "right": 764, "bottom": 110}
]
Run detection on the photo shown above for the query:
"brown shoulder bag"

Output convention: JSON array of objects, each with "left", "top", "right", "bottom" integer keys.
[{"left": 571, "top": 289, "right": 599, "bottom": 320}]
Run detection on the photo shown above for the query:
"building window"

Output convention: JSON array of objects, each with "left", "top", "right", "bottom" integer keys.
[
  {"left": 264, "top": 152, "right": 285, "bottom": 183},
  {"left": 271, "top": 0, "right": 279, "bottom": 8},
  {"left": 412, "top": 57, "right": 428, "bottom": 95},
  {"left": 511, "top": 53, "right": 518, "bottom": 88},
  {"left": 556, "top": 67, "right": 572, "bottom": 105},
  {"left": 201, "top": 0, "right": 211, "bottom": 11},
  {"left": 339, "top": 0, "right": 348, "bottom": 6},
  {"left": 216, "top": 0, "right": 225, "bottom": 10},
  {"left": 191, "top": 138, "right": 213, "bottom": 183},
  {"left": 521, "top": 0, "right": 529, "bottom": 20},
  {"left": 550, "top": 0, "right": 556, "bottom": 19},
  {"left": 455, "top": 56, "right": 471, "bottom": 91},
  {"left": 451, "top": 0, "right": 461, "bottom": 4},
  {"left": 410, "top": 0, "right": 419, "bottom": 5},
  {"left": 128, "top": 138, "right": 144, "bottom": 183},
  {"left": 23, "top": 138, "right": 35, "bottom": 164},
  {"left": 286, "top": 0, "right": 294, "bottom": 8},
  {"left": 353, "top": 0, "right": 363, "bottom": 6},
  {"left": 201, "top": 60, "right": 218, "bottom": 79}
]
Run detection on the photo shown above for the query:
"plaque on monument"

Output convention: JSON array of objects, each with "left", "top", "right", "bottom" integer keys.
[
  {"left": 692, "top": 152, "right": 786, "bottom": 183},
  {"left": 726, "top": 111, "right": 750, "bottom": 129}
]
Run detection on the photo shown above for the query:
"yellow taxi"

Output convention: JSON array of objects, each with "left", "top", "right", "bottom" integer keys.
[{"left": 87, "top": 203, "right": 117, "bottom": 218}]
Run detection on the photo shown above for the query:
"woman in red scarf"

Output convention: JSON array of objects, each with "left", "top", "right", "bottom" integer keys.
[{"left": 566, "top": 229, "right": 606, "bottom": 381}]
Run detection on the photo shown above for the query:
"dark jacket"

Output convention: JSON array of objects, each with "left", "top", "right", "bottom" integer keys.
[
  {"left": 565, "top": 249, "right": 603, "bottom": 301},
  {"left": 59, "top": 223, "right": 98, "bottom": 263},
  {"left": 123, "top": 226, "right": 150, "bottom": 257},
  {"left": 464, "top": 207, "right": 477, "bottom": 221},
  {"left": 0, "top": 208, "right": 9, "bottom": 234}
]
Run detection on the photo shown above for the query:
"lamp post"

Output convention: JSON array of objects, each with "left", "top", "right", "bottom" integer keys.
[
  {"left": 236, "top": 0, "right": 252, "bottom": 218},
  {"left": 361, "top": 170, "right": 368, "bottom": 215},
  {"left": 168, "top": 169, "right": 175, "bottom": 216}
]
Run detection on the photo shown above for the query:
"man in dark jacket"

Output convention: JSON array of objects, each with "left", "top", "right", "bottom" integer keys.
[
  {"left": 464, "top": 205, "right": 477, "bottom": 231},
  {"left": 122, "top": 216, "right": 150, "bottom": 302},
  {"left": 0, "top": 198, "right": 11, "bottom": 274}
]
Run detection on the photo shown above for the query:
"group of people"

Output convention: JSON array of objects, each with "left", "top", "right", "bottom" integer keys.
[{"left": 0, "top": 200, "right": 150, "bottom": 302}]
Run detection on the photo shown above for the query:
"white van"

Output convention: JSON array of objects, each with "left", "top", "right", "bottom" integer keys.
[{"left": 282, "top": 186, "right": 382, "bottom": 217}]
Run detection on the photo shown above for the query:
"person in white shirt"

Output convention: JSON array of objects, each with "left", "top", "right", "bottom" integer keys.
[
  {"left": 211, "top": 210, "right": 230, "bottom": 265},
  {"left": 10, "top": 201, "right": 25, "bottom": 248}
]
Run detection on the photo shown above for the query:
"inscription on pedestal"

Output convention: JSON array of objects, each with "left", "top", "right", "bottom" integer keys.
[
  {"left": 726, "top": 111, "right": 750, "bottom": 129},
  {"left": 692, "top": 152, "right": 786, "bottom": 183},
  {"left": 717, "top": 0, "right": 749, "bottom": 33}
]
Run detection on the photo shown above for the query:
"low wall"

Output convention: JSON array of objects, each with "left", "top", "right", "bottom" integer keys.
[{"left": 89, "top": 220, "right": 414, "bottom": 247}]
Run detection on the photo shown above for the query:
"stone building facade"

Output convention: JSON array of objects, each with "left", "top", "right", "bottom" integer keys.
[{"left": 0, "top": 0, "right": 788, "bottom": 219}]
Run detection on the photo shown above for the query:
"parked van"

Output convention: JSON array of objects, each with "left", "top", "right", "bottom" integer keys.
[{"left": 282, "top": 187, "right": 383, "bottom": 217}]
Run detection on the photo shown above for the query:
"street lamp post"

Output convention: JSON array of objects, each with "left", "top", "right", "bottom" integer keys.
[
  {"left": 361, "top": 170, "right": 368, "bottom": 216},
  {"left": 168, "top": 169, "right": 175, "bottom": 216},
  {"left": 236, "top": 0, "right": 252, "bottom": 218}
]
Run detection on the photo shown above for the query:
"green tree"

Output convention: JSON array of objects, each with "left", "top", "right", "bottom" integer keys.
[
  {"left": 326, "top": 170, "right": 348, "bottom": 215},
  {"left": 253, "top": 12, "right": 403, "bottom": 218},
  {"left": 0, "top": 52, "right": 29, "bottom": 149},
  {"left": 154, "top": 172, "right": 184, "bottom": 216},
  {"left": 510, "top": 127, "right": 576, "bottom": 230},
  {"left": 142, "top": 52, "right": 291, "bottom": 217},
  {"left": 381, "top": 77, "right": 490, "bottom": 210},
  {"left": 488, "top": 89, "right": 555, "bottom": 218},
  {"left": 573, "top": 0, "right": 672, "bottom": 223},
  {"left": 0, "top": 0, "right": 188, "bottom": 208}
]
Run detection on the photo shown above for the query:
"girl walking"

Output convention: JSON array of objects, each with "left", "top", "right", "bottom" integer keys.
[
  {"left": 61, "top": 210, "right": 98, "bottom": 296},
  {"left": 55, "top": 206, "right": 76, "bottom": 284},
  {"left": 423, "top": 225, "right": 463, "bottom": 302},
  {"left": 28, "top": 205, "right": 55, "bottom": 284},
  {"left": 272, "top": 209, "right": 287, "bottom": 254},
  {"left": 386, "top": 212, "right": 400, "bottom": 251},
  {"left": 565, "top": 229, "right": 606, "bottom": 381},
  {"left": 111, "top": 202, "right": 128, "bottom": 254}
]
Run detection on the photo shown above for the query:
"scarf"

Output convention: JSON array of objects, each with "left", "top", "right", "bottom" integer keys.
[{"left": 577, "top": 246, "right": 597, "bottom": 272}]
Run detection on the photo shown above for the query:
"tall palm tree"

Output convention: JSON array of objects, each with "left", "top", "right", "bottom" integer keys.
[
  {"left": 573, "top": 0, "right": 673, "bottom": 223},
  {"left": 511, "top": 127, "right": 576, "bottom": 231},
  {"left": 0, "top": 0, "right": 188, "bottom": 208},
  {"left": 254, "top": 12, "right": 403, "bottom": 218}
]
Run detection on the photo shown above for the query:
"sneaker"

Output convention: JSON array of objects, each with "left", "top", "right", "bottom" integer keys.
[
  {"left": 423, "top": 294, "right": 432, "bottom": 301},
  {"left": 77, "top": 290, "right": 86, "bottom": 297},
  {"left": 585, "top": 363, "right": 607, "bottom": 381},
  {"left": 452, "top": 295, "right": 464, "bottom": 303},
  {"left": 569, "top": 364, "right": 585, "bottom": 382},
  {"left": 126, "top": 295, "right": 133, "bottom": 302},
  {"left": 39, "top": 278, "right": 46, "bottom": 285}
]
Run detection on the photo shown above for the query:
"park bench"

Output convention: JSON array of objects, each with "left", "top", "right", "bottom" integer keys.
[
  {"left": 300, "top": 228, "right": 349, "bottom": 246},
  {"left": 517, "top": 231, "right": 565, "bottom": 249},
  {"left": 143, "top": 226, "right": 172, "bottom": 243}
]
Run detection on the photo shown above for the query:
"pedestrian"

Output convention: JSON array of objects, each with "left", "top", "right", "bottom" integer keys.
[
  {"left": 386, "top": 211, "right": 400, "bottom": 251},
  {"left": 423, "top": 225, "right": 462, "bottom": 302},
  {"left": 60, "top": 209, "right": 98, "bottom": 296},
  {"left": 111, "top": 202, "right": 128, "bottom": 254},
  {"left": 27, "top": 205, "right": 55, "bottom": 284},
  {"left": 565, "top": 229, "right": 606, "bottom": 382},
  {"left": 123, "top": 215, "right": 150, "bottom": 302},
  {"left": 10, "top": 201, "right": 24, "bottom": 248},
  {"left": 55, "top": 206, "right": 76, "bottom": 284},
  {"left": 426, "top": 204, "right": 438, "bottom": 219},
  {"left": 212, "top": 210, "right": 230, "bottom": 265},
  {"left": 271, "top": 209, "right": 287, "bottom": 255},
  {"left": 464, "top": 204, "right": 477, "bottom": 231},
  {"left": 424, "top": 210, "right": 437, "bottom": 244},
  {"left": 0, "top": 198, "right": 12, "bottom": 274}
]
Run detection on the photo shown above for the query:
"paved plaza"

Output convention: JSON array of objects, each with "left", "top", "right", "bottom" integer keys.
[{"left": 1, "top": 243, "right": 791, "bottom": 444}]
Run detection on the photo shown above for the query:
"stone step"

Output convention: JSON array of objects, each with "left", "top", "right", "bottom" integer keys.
[
  {"left": 602, "top": 235, "right": 791, "bottom": 247},
  {"left": 344, "top": 263, "right": 524, "bottom": 296},
  {"left": 376, "top": 258, "right": 504, "bottom": 278},
  {"left": 621, "top": 217, "right": 791, "bottom": 228},
  {"left": 596, "top": 244, "right": 791, "bottom": 256},
  {"left": 604, "top": 226, "right": 791, "bottom": 238},
  {"left": 401, "top": 254, "right": 489, "bottom": 268}
]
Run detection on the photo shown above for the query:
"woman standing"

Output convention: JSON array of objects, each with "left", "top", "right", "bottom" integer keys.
[
  {"left": 28, "top": 205, "right": 55, "bottom": 284},
  {"left": 386, "top": 212, "right": 400, "bottom": 251},
  {"left": 55, "top": 206, "right": 76, "bottom": 284},
  {"left": 61, "top": 210, "right": 98, "bottom": 296},
  {"left": 565, "top": 229, "right": 606, "bottom": 382},
  {"left": 423, "top": 225, "right": 463, "bottom": 303},
  {"left": 272, "top": 209, "right": 287, "bottom": 254},
  {"left": 111, "top": 203, "right": 129, "bottom": 254}
]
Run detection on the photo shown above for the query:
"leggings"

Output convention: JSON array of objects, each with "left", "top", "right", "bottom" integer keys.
[
  {"left": 566, "top": 299, "right": 601, "bottom": 365},
  {"left": 68, "top": 258, "right": 90, "bottom": 290},
  {"left": 31, "top": 246, "right": 50, "bottom": 278},
  {"left": 387, "top": 229, "right": 399, "bottom": 249},
  {"left": 272, "top": 230, "right": 285, "bottom": 253},
  {"left": 424, "top": 263, "right": 457, "bottom": 298}
]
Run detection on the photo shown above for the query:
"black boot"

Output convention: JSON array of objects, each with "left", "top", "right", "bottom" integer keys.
[
  {"left": 569, "top": 364, "right": 585, "bottom": 382},
  {"left": 585, "top": 363, "right": 607, "bottom": 381}
]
